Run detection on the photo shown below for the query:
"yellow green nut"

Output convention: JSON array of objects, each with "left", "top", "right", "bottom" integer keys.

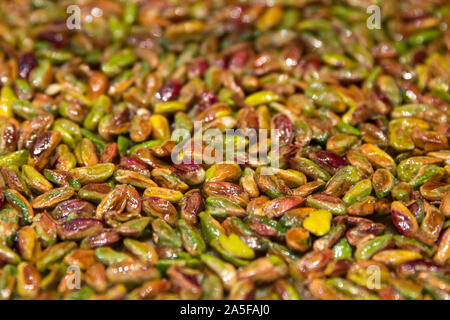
[
  {"left": 302, "top": 209, "right": 332, "bottom": 236},
  {"left": 218, "top": 233, "right": 254, "bottom": 260}
]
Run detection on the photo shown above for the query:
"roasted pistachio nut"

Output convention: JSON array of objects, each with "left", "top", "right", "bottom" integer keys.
[{"left": 0, "top": 0, "right": 448, "bottom": 301}]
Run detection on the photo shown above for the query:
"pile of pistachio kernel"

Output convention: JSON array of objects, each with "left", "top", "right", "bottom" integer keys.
[{"left": 0, "top": 0, "right": 449, "bottom": 300}]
